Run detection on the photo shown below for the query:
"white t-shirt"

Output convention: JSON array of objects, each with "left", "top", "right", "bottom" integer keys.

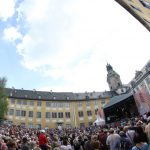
[{"left": 60, "top": 144, "right": 73, "bottom": 150}]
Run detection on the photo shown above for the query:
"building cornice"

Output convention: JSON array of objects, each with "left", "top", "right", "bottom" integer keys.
[{"left": 114, "top": 0, "right": 150, "bottom": 32}]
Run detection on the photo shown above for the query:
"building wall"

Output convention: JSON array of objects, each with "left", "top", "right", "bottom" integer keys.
[
  {"left": 115, "top": 0, "right": 150, "bottom": 31},
  {"left": 123, "top": 0, "right": 150, "bottom": 21},
  {"left": 7, "top": 97, "right": 109, "bottom": 129}
]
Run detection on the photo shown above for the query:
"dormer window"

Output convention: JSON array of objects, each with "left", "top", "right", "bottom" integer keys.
[
  {"left": 66, "top": 96, "right": 70, "bottom": 100},
  {"left": 10, "top": 93, "right": 13, "bottom": 97},
  {"left": 86, "top": 96, "right": 89, "bottom": 100}
]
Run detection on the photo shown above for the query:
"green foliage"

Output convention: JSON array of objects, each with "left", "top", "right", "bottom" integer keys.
[{"left": 0, "top": 77, "right": 8, "bottom": 120}]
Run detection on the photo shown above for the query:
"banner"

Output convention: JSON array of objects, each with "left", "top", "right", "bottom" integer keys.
[{"left": 134, "top": 84, "right": 150, "bottom": 115}]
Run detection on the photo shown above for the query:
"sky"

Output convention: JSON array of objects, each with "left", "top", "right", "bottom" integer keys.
[{"left": 0, "top": 0, "right": 150, "bottom": 93}]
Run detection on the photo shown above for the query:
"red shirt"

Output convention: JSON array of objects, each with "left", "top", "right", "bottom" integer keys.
[{"left": 38, "top": 133, "right": 47, "bottom": 145}]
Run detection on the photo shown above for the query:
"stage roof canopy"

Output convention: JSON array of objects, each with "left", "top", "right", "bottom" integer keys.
[{"left": 103, "top": 92, "right": 133, "bottom": 109}]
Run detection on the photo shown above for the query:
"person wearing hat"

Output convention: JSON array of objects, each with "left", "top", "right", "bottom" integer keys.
[{"left": 38, "top": 130, "right": 48, "bottom": 150}]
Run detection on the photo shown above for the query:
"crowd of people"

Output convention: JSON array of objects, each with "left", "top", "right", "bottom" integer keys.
[{"left": 0, "top": 112, "right": 150, "bottom": 150}]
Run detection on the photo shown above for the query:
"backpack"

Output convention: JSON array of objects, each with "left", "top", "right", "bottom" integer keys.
[{"left": 120, "top": 138, "right": 128, "bottom": 150}]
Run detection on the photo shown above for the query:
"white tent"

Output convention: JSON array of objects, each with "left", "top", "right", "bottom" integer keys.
[{"left": 93, "top": 116, "right": 105, "bottom": 126}]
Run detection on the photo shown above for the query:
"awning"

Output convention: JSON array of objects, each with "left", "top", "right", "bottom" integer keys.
[{"left": 103, "top": 92, "right": 133, "bottom": 109}]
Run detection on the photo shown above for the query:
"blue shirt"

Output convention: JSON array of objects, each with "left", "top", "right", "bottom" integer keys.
[{"left": 132, "top": 143, "right": 149, "bottom": 150}]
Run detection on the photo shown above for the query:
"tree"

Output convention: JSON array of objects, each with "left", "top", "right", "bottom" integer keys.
[{"left": 0, "top": 77, "right": 8, "bottom": 120}]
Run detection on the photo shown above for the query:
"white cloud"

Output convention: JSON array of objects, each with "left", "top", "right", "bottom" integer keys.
[
  {"left": 3, "top": 26, "right": 22, "bottom": 42},
  {"left": 3, "top": 0, "right": 150, "bottom": 92},
  {"left": 0, "top": 0, "right": 16, "bottom": 21}
]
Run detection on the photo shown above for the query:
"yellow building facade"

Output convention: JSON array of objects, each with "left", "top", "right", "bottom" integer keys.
[{"left": 6, "top": 89, "right": 111, "bottom": 129}]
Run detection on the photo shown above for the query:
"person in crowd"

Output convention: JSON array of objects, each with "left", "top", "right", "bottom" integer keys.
[
  {"left": 132, "top": 133, "right": 149, "bottom": 150},
  {"left": 7, "top": 139, "right": 17, "bottom": 150},
  {"left": 38, "top": 130, "right": 48, "bottom": 150},
  {"left": 60, "top": 139, "right": 72, "bottom": 150},
  {"left": 21, "top": 136, "right": 29, "bottom": 150},
  {"left": 98, "top": 129, "right": 108, "bottom": 150},
  {"left": 84, "top": 135, "right": 92, "bottom": 150},
  {"left": 92, "top": 140, "right": 100, "bottom": 150},
  {"left": 0, "top": 137, "right": 8, "bottom": 150},
  {"left": 135, "top": 126, "right": 149, "bottom": 144},
  {"left": 106, "top": 128, "right": 121, "bottom": 150},
  {"left": 124, "top": 126, "right": 135, "bottom": 146},
  {"left": 73, "top": 138, "right": 83, "bottom": 150},
  {"left": 2, "top": 113, "right": 150, "bottom": 150},
  {"left": 145, "top": 119, "right": 150, "bottom": 142},
  {"left": 119, "top": 131, "right": 132, "bottom": 150}
]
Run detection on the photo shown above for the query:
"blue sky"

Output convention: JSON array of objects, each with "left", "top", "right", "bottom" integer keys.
[{"left": 0, "top": 0, "right": 150, "bottom": 92}]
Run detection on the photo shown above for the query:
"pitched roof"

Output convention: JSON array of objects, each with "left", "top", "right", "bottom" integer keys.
[
  {"left": 5, "top": 88, "right": 115, "bottom": 101},
  {"left": 103, "top": 92, "right": 133, "bottom": 109}
]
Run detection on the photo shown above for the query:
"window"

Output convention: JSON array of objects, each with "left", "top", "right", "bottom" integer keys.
[
  {"left": 30, "top": 101, "right": 34, "bottom": 106},
  {"left": 9, "top": 109, "right": 14, "bottom": 115},
  {"left": 66, "top": 124, "right": 71, "bottom": 128},
  {"left": 17, "top": 100, "right": 22, "bottom": 105},
  {"left": 146, "top": 76, "right": 150, "bottom": 89},
  {"left": 60, "top": 103, "right": 63, "bottom": 108},
  {"left": 101, "top": 99, "right": 105, "bottom": 105},
  {"left": 58, "top": 112, "right": 63, "bottom": 118},
  {"left": 10, "top": 98, "right": 15, "bottom": 104},
  {"left": 20, "top": 123, "right": 25, "bottom": 127},
  {"left": 66, "top": 96, "right": 70, "bottom": 100},
  {"left": 139, "top": 0, "right": 150, "bottom": 9},
  {"left": 45, "top": 112, "right": 51, "bottom": 118},
  {"left": 87, "top": 110, "right": 92, "bottom": 116},
  {"left": 65, "top": 102, "right": 70, "bottom": 108},
  {"left": 22, "top": 100, "right": 27, "bottom": 105},
  {"left": 52, "top": 102, "right": 57, "bottom": 107},
  {"left": 78, "top": 101, "right": 82, "bottom": 107},
  {"left": 52, "top": 112, "right": 57, "bottom": 118},
  {"left": 16, "top": 110, "right": 20, "bottom": 116},
  {"left": 36, "top": 124, "right": 41, "bottom": 129},
  {"left": 36, "top": 112, "right": 41, "bottom": 118},
  {"left": 130, "top": 4, "right": 142, "bottom": 12},
  {"left": 21, "top": 111, "right": 26, "bottom": 117},
  {"left": 65, "top": 112, "right": 70, "bottom": 118},
  {"left": 78, "top": 111, "right": 83, "bottom": 117},
  {"left": 94, "top": 100, "right": 98, "bottom": 105},
  {"left": 28, "top": 123, "right": 33, "bottom": 128},
  {"left": 58, "top": 103, "right": 63, "bottom": 108},
  {"left": 86, "top": 101, "right": 90, "bottom": 106},
  {"left": 29, "top": 111, "right": 33, "bottom": 117},
  {"left": 80, "top": 123, "right": 85, "bottom": 128},
  {"left": 46, "top": 101, "right": 51, "bottom": 107},
  {"left": 37, "top": 101, "right": 42, "bottom": 106},
  {"left": 86, "top": 96, "right": 89, "bottom": 100}
]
